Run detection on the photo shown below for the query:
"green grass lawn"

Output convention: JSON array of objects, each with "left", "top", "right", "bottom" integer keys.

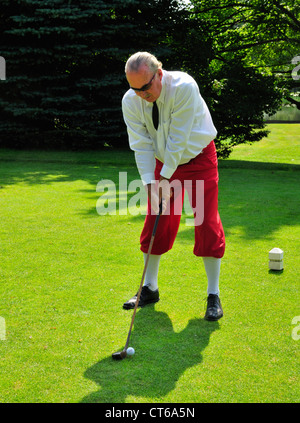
[{"left": 0, "top": 124, "right": 299, "bottom": 403}]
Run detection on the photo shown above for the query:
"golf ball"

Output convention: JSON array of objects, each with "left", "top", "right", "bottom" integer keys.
[{"left": 127, "top": 347, "right": 135, "bottom": 356}]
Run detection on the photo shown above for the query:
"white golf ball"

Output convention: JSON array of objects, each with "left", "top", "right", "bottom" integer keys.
[{"left": 127, "top": 347, "right": 135, "bottom": 356}]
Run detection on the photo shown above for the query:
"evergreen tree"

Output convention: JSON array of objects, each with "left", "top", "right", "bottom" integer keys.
[
  {"left": 0, "top": 0, "right": 294, "bottom": 156},
  {"left": 0, "top": 0, "right": 180, "bottom": 149}
]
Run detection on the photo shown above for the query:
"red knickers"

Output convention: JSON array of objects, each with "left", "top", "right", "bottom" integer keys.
[{"left": 140, "top": 141, "right": 225, "bottom": 258}]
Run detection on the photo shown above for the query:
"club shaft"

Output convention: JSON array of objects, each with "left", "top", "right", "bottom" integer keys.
[{"left": 124, "top": 205, "right": 162, "bottom": 351}]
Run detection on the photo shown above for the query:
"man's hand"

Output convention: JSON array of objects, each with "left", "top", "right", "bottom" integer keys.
[
  {"left": 146, "top": 183, "right": 160, "bottom": 215},
  {"left": 158, "top": 176, "right": 172, "bottom": 214},
  {"left": 146, "top": 176, "right": 173, "bottom": 215}
]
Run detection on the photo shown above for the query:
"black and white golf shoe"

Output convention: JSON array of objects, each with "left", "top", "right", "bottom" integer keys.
[
  {"left": 123, "top": 286, "right": 159, "bottom": 310},
  {"left": 204, "top": 294, "right": 223, "bottom": 321}
]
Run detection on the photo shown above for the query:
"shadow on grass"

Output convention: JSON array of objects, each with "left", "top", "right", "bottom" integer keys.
[
  {"left": 268, "top": 269, "right": 284, "bottom": 275},
  {"left": 0, "top": 153, "right": 299, "bottom": 240},
  {"left": 218, "top": 159, "right": 300, "bottom": 172},
  {"left": 81, "top": 306, "right": 219, "bottom": 403}
]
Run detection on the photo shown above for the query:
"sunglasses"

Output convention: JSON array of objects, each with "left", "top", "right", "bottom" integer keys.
[{"left": 130, "top": 72, "right": 157, "bottom": 92}]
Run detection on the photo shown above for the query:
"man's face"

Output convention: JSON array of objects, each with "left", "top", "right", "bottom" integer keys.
[{"left": 126, "top": 64, "right": 163, "bottom": 102}]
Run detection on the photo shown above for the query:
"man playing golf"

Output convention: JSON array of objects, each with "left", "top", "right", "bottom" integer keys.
[{"left": 121, "top": 52, "right": 225, "bottom": 321}]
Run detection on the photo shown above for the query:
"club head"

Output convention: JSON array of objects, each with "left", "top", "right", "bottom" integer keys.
[{"left": 112, "top": 350, "right": 127, "bottom": 360}]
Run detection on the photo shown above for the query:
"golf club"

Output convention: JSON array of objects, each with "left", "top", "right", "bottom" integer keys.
[{"left": 112, "top": 201, "right": 162, "bottom": 360}]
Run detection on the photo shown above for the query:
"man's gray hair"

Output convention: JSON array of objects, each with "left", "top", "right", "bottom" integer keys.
[{"left": 125, "top": 52, "right": 163, "bottom": 74}]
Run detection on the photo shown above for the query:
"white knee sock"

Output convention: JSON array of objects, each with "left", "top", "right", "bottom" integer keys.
[
  {"left": 202, "top": 257, "right": 221, "bottom": 296},
  {"left": 143, "top": 253, "right": 161, "bottom": 291}
]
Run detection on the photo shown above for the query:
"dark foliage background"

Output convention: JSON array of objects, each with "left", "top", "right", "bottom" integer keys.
[{"left": 0, "top": 0, "right": 298, "bottom": 157}]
